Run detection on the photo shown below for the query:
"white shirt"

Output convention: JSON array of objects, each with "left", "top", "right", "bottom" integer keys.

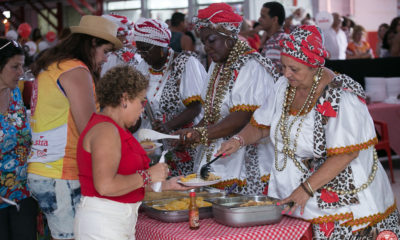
[{"left": 322, "top": 28, "right": 348, "bottom": 60}]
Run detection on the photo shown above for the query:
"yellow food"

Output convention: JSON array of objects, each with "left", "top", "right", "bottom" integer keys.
[
  {"left": 180, "top": 173, "right": 197, "bottom": 182},
  {"left": 140, "top": 140, "right": 156, "bottom": 149},
  {"left": 239, "top": 200, "right": 274, "bottom": 207},
  {"left": 206, "top": 172, "right": 221, "bottom": 181},
  {"left": 153, "top": 197, "right": 212, "bottom": 211}
]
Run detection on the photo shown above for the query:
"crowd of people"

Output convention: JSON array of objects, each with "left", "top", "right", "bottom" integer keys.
[{"left": 1, "top": 1, "right": 400, "bottom": 240}]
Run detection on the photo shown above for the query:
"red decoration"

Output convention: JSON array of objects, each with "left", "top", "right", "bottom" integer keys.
[
  {"left": 320, "top": 188, "right": 339, "bottom": 203},
  {"left": 175, "top": 151, "right": 191, "bottom": 163},
  {"left": 45, "top": 31, "right": 57, "bottom": 42},
  {"left": 316, "top": 101, "right": 337, "bottom": 117},
  {"left": 122, "top": 51, "right": 135, "bottom": 62},
  {"left": 319, "top": 222, "right": 335, "bottom": 237},
  {"left": 287, "top": 41, "right": 295, "bottom": 50},
  {"left": 17, "top": 23, "right": 32, "bottom": 38}
]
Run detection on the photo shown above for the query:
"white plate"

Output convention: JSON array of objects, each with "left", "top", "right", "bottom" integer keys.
[
  {"left": 177, "top": 178, "right": 222, "bottom": 187},
  {"left": 143, "top": 142, "right": 162, "bottom": 152}
]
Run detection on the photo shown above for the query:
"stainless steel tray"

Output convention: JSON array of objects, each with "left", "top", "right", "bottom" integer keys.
[
  {"left": 142, "top": 197, "right": 213, "bottom": 222},
  {"left": 143, "top": 187, "right": 232, "bottom": 202},
  {"left": 206, "top": 195, "right": 283, "bottom": 227}
]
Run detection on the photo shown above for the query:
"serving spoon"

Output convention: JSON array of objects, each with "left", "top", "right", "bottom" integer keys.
[
  {"left": 137, "top": 128, "right": 180, "bottom": 142},
  {"left": 199, "top": 155, "right": 222, "bottom": 180}
]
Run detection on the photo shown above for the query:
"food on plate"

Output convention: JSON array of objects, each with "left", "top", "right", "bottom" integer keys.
[
  {"left": 239, "top": 200, "right": 274, "bottom": 207},
  {"left": 180, "top": 173, "right": 221, "bottom": 183},
  {"left": 153, "top": 197, "right": 212, "bottom": 211},
  {"left": 140, "top": 140, "right": 156, "bottom": 150},
  {"left": 206, "top": 172, "right": 221, "bottom": 181},
  {"left": 180, "top": 173, "right": 197, "bottom": 182}
]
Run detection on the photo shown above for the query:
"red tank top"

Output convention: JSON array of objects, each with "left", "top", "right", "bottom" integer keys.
[{"left": 77, "top": 113, "right": 150, "bottom": 203}]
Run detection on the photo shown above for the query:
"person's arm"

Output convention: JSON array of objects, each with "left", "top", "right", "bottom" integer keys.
[
  {"left": 59, "top": 68, "right": 96, "bottom": 133},
  {"left": 164, "top": 101, "right": 201, "bottom": 131},
  {"left": 280, "top": 151, "right": 359, "bottom": 215},
  {"left": 181, "top": 34, "right": 195, "bottom": 52},
  {"left": 208, "top": 111, "right": 252, "bottom": 139},
  {"left": 216, "top": 122, "right": 269, "bottom": 156},
  {"left": 87, "top": 123, "right": 169, "bottom": 197}
]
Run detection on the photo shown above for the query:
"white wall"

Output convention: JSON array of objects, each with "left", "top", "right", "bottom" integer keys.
[
  {"left": 317, "top": 0, "right": 397, "bottom": 31},
  {"left": 353, "top": 0, "right": 397, "bottom": 31}
]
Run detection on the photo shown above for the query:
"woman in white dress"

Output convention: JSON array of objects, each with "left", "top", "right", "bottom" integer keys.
[
  {"left": 217, "top": 25, "right": 400, "bottom": 238},
  {"left": 177, "top": 3, "right": 280, "bottom": 195},
  {"left": 133, "top": 18, "right": 207, "bottom": 176}
]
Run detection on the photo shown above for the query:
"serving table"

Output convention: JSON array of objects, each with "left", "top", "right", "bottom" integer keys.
[{"left": 135, "top": 213, "right": 311, "bottom": 240}]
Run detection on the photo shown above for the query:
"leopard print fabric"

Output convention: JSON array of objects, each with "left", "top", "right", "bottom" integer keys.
[
  {"left": 158, "top": 51, "right": 198, "bottom": 121},
  {"left": 247, "top": 51, "right": 281, "bottom": 82},
  {"left": 311, "top": 74, "right": 365, "bottom": 209},
  {"left": 158, "top": 51, "right": 199, "bottom": 176}
]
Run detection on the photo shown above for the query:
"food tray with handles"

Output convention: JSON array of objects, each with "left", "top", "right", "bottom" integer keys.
[
  {"left": 205, "top": 195, "right": 283, "bottom": 227},
  {"left": 142, "top": 197, "right": 213, "bottom": 222}
]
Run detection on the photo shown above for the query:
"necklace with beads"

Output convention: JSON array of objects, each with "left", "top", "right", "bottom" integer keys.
[
  {"left": 274, "top": 67, "right": 323, "bottom": 173},
  {"left": 148, "top": 48, "right": 174, "bottom": 100},
  {"left": 148, "top": 48, "right": 172, "bottom": 75},
  {"left": 201, "top": 40, "right": 252, "bottom": 162}
]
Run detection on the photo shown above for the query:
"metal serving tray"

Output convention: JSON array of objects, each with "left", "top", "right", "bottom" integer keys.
[
  {"left": 142, "top": 197, "right": 213, "bottom": 222},
  {"left": 206, "top": 195, "right": 283, "bottom": 227}
]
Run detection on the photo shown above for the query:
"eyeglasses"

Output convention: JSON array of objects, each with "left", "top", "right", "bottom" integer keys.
[
  {"left": 0, "top": 40, "right": 22, "bottom": 51},
  {"left": 136, "top": 45, "right": 155, "bottom": 55}
]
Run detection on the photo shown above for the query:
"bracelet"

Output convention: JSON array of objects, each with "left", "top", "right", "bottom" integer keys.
[
  {"left": 305, "top": 180, "right": 315, "bottom": 196},
  {"left": 193, "top": 127, "right": 208, "bottom": 145},
  {"left": 137, "top": 170, "right": 152, "bottom": 187},
  {"left": 301, "top": 182, "right": 314, "bottom": 197},
  {"left": 232, "top": 135, "right": 244, "bottom": 148}
]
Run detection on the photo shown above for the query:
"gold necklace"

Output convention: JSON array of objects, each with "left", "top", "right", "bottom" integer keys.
[
  {"left": 274, "top": 67, "right": 323, "bottom": 173},
  {"left": 201, "top": 40, "right": 252, "bottom": 162}
]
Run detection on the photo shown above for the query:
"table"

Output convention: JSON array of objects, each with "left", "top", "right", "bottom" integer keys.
[
  {"left": 368, "top": 103, "right": 400, "bottom": 155},
  {"left": 135, "top": 214, "right": 311, "bottom": 240}
]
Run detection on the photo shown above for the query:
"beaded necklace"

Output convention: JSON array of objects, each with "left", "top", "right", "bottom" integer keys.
[
  {"left": 274, "top": 67, "right": 323, "bottom": 173},
  {"left": 201, "top": 40, "right": 252, "bottom": 162},
  {"left": 148, "top": 48, "right": 174, "bottom": 99},
  {"left": 274, "top": 69, "right": 379, "bottom": 195},
  {"left": 148, "top": 48, "right": 172, "bottom": 75}
]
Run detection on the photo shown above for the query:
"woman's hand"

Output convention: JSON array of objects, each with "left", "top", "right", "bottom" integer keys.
[
  {"left": 147, "top": 163, "right": 169, "bottom": 183},
  {"left": 215, "top": 138, "right": 241, "bottom": 157},
  {"left": 278, "top": 185, "right": 311, "bottom": 216},
  {"left": 162, "top": 176, "right": 194, "bottom": 191}
]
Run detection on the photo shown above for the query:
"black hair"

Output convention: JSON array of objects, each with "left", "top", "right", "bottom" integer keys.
[
  {"left": 0, "top": 38, "right": 25, "bottom": 72},
  {"left": 262, "top": 2, "right": 286, "bottom": 26},
  {"left": 171, "top": 12, "right": 185, "bottom": 27}
]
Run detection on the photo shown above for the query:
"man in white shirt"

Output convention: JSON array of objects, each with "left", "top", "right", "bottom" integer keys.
[{"left": 322, "top": 13, "right": 348, "bottom": 60}]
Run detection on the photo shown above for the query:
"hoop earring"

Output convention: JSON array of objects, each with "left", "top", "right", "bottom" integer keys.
[{"left": 224, "top": 39, "right": 230, "bottom": 49}]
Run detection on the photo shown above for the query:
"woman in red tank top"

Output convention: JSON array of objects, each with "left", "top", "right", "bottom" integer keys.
[{"left": 75, "top": 66, "right": 191, "bottom": 240}]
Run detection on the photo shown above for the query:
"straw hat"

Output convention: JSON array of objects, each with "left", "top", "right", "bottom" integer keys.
[{"left": 71, "top": 15, "right": 123, "bottom": 49}]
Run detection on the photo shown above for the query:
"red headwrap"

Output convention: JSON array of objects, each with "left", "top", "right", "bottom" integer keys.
[
  {"left": 193, "top": 3, "right": 243, "bottom": 38},
  {"left": 280, "top": 25, "right": 329, "bottom": 68}
]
